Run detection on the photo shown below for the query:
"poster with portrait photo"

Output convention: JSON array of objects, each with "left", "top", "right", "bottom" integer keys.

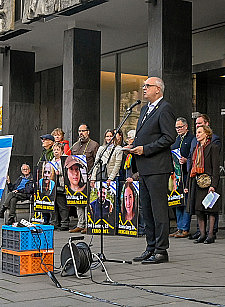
[
  {"left": 34, "top": 161, "right": 56, "bottom": 212},
  {"left": 87, "top": 181, "right": 116, "bottom": 235},
  {"left": 64, "top": 155, "right": 88, "bottom": 206},
  {"left": 118, "top": 181, "right": 139, "bottom": 237}
]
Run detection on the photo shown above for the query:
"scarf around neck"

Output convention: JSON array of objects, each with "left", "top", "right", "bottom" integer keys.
[{"left": 190, "top": 139, "right": 210, "bottom": 178}]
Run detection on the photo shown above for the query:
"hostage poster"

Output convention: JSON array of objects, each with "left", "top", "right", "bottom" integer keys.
[{"left": 87, "top": 181, "right": 116, "bottom": 235}]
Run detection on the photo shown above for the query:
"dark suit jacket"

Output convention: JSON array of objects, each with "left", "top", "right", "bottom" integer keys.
[
  {"left": 171, "top": 131, "right": 194, "bottom": 175},
  {"left": 134, "top": 99, "right": 176, "bottom": 176}
]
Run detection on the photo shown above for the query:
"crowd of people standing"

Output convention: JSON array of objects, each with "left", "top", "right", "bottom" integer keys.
[{"left": 0, "top": 76, "right": 222, "bottom": 265}]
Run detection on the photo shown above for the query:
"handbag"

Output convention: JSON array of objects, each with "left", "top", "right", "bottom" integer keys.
[
  {"left": 96, "top": 147, "right": 115, "bottom": 181},
  {"left": 196, "top": 173, "right": 211, "bottom": 188}
]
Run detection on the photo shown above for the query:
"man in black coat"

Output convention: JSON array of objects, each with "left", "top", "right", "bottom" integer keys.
[
  {"left": 0, "top": 164, "right": 34, "bottom": 225},
  {"left": 170, "top": 117, "right": 194, "bottom": 238},
  {"left": 131, "top": 77, "right": 176, "bottom": 264}
]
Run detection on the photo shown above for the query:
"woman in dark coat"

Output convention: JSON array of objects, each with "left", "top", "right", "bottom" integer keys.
[{"left": 185, "top": 125, "right": 220, "bottom": 244}]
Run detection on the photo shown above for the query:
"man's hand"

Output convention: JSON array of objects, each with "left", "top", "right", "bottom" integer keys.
[
  {"left": 130, "top": 146, "right": 144, "bottom": 155},
  {"left": 122, "top": 145, "right": 133, "bottom": 155},
  {"left": 179, "top": 157, "right": 187, "bottom": 164},
  {"left": 106, "top": 179, "right": 111, "bottom": 187},
  {"left": 126, "top": 177, "right": 133, "bottom": 183}
]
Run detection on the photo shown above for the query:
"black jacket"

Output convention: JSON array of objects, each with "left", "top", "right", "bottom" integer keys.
[
  {"left": 134, "top": 99, "right": 176, "bottom": 175},
  {"left": 171, "top": 131, "right": 194, "bottom": 175}
]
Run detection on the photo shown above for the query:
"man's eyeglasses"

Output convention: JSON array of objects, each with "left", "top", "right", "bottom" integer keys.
[
  {"left": 78, "top": 130, "right": 88, "bottom": 132},
  {"left": 142, "top": 84, "right": 157, "bottom": 89},
  {"left": 175, "top": 125, "right": 185, "bottom": 130},
  {"left": 22, "top": 168, "right": 29, "bottom": 171}
]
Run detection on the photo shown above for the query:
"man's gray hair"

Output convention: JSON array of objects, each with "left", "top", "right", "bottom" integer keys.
[
  {"left": 155, "top": 78, "right": 165, "bottom": 94},
  {"left": 21, "top": 164, "right": 30, "bottom": 172},
  {"left": 176, "top": 117, "right": 188, "bottom": 125}
]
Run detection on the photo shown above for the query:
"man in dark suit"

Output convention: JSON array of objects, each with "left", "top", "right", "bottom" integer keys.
[{"left": 131, "top": 77, "right": 176, "bottom": 264}]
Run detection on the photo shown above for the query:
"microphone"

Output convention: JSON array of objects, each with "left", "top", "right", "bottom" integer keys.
[{"left": 126, "top": 100, "right": 141, "bottom": 111}]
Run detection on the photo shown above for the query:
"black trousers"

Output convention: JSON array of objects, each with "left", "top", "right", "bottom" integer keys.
[
  {"left": 139, "top": 173, "right": 170, "bottom": 254},
  {"left": 4, "top": 192, "right": 28, "bottom": 219},
  {"left": 51, "top": 193, "right": 69, "bottom": 228}
]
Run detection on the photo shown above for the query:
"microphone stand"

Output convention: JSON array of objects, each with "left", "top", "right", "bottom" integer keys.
[{"left": 88, "top": 108, "right": 135, "bottom": 265}]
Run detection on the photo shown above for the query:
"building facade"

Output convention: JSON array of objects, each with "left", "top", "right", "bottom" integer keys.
[{"left": 0, "top": 0, "right": 224, "bottom": 180}]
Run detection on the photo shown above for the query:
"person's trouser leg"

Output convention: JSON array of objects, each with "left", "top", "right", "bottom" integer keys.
[
  {"left": 138, "top": 198, "right": 145, "bottom": 235},
  {"left": 3, "top": 192, "right": 16, "bottom": 209},
  {"left": 51, "top": 203, "right": 60, "bottom": 227},
  {"left": 57, "top": 194, "right": 69, "bottom": 228},
  {"left": 213, "top": 213, "right": 219, "bottom": 234},
  {"left": 175, "top": 206, "right": 183, "bottom": 231},
  {"left": 6, "top": 192, "right": 27, "bottom": 219},
  {"left": 76, "top": 206, "right": 86, "bottom": 229},
  {"left": 140, "top": 174, "right": 170, "bottom": 254},
  {"left": 182, "top": 208, "right": 191, "bottom": 231}
]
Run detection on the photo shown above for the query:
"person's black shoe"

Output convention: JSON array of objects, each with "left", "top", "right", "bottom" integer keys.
[
  {"left": 204, "top": 237, "right": 215, "bottom": 244},
  {"left": 193, "top": 236, "right": 206, "bottom": 244},
  {"left": 0, "top": 206, "right": 7, "bottom": 218},
  {"left": 142, "top": 253, "right": 169, "bottom": 264},
  {"left": 133, "top": 250, "right": 153, "bottom": 262},
  {"left": 189, "top": 231, "right": 201, "bottom": 240},
  {"left": 7, "top": 217, "right": 15, "bottom": 225}
]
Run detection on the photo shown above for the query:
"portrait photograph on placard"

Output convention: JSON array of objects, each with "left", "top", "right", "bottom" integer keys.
[
  {"left": 34, "top": 161, "right": 56, "bottom": 212},
  {"left": 167, "top": 149, "right": 185, "bottom": 208},
  {"left": 87, "top": 181, "right": 116, "bottom": 235},
  {"left": 64, "top": 155, "right": 88, "bottom": 206},
  {"left": 118, "top": 181, "right": 139, "bottom": 237}
]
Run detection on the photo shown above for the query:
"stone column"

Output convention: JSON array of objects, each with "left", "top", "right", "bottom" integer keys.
[
  {"left": 148, "top": 0, "right": 192, "bottom": 124},
  {"left": 62, "top": 28, "right": 101, "bottom": 145},
  {"left": 2, "top": 50, "right": 35, "bottom": 180}
]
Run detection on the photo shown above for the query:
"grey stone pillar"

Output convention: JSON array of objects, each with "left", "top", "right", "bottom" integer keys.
[
  {"left": 2, "top": 50, "right": 35, "bottom": 180},
  {"left": 148, "top": 0, "right": 192, "bottom": 124},
  {"left": 62, "top": 28, "right": 101, "bottom": 145}
]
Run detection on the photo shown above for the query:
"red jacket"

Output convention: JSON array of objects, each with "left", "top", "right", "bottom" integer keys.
[{"left": 61, "top": 140, "right": 71, "bottom": 155}]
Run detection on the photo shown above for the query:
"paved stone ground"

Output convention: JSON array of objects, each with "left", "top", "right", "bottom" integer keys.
[{"left": 1, "top": 218, "right": 225, "bottom": 307}]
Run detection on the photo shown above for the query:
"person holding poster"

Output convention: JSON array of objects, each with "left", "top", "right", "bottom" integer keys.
[
  {"left": 169, "top": 117, "right": 194, "bottom": 238},
  {"left": 69, "top": 124, "right": 99, "bottom": 234},
  {"left": 51, "top": 142, "right": 69, "bottom": 231}
]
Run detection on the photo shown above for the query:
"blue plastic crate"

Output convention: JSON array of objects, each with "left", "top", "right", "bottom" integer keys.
[{"left": 1, "top": 224, "right": 54, "bottom": 251}]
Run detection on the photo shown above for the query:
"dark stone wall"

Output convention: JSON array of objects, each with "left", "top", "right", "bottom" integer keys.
[
  {"left": 148, "top": 0, "right": 192, "bottom": 125},
  {"left": 2, "top": 50, "right": 35, "bottom": 178},
  {"left": 33, "top": 66, "right": 63, "bottom": 165},
  {"left": 63, "top": 28, "right": 101, "bottom": 145},
  {"left": 196, "top": 68, "right": 225, "bottom": 164}
]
